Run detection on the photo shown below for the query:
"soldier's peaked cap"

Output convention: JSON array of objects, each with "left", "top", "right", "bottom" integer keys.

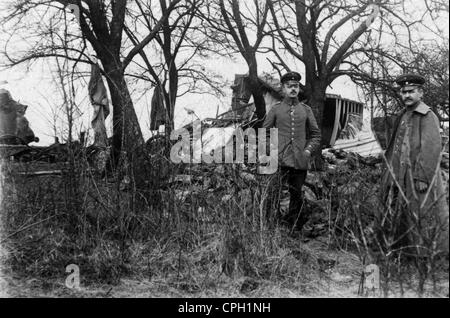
[
  {"left": 395, "top": 73, "right": 425, "bottom": 87},
  {"left": 281, "top": 71, "right": 302, "bottom": 84}
]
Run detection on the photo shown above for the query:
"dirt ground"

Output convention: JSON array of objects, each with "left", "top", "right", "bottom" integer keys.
[{"left": 1, "top": 237, "right": 448, "bottom": 298}]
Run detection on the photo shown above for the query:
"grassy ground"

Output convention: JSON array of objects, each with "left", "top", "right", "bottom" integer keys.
[
  {"left": 0, "top": 159, "right": 448, "bottom": 298},
  {"left": 1, "top": 238, "right": 448, "bottom": 298}
]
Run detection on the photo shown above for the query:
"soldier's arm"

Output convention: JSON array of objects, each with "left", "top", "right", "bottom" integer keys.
[
  {"left": 261, "top": 104, "right": 277, "bottom": 129},
  {"left": 304, "top": 106, "right": 321, "bottom": 154},
  {"left": 384, "top": 110, "right": 405, "bottom": 158},
  {"left": 413, "top": 111, "right": 442, "bottom": 185}
]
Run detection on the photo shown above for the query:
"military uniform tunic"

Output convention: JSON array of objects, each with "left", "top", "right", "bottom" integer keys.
[
  {"left": 262, "top": 99, "right": 321, "bottom": 170},
  {"left": 390, "top": 110, "right": 413, "bottom": 188}
]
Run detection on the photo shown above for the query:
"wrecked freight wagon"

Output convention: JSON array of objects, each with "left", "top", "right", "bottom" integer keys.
[{"left": 167, "top": 74, "right": 381, "bottom": 160}]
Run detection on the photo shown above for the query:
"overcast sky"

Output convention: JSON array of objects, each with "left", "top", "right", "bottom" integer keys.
[
  {"left": 0, "top": 53, "right": 363, "bottom": 146},
  {"left": 0, "top": 1, "right": 447, "bottom": 146}
]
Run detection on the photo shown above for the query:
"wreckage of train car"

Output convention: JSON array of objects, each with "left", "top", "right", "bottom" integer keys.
[
  {"left": 2, "top": 72, "right": 382, "bottom": 176},
  {"left": 165, "top": 74, "right": 381, "bottom": 160},
  {"left": 0, "top": 88, "right": 40, "bottom": 159},
  {"left": 0, "top": 89, "right": 39, "bottom": 145}
]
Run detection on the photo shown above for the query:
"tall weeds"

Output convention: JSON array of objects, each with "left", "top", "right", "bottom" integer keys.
[{"left": 0, "top": 139, "right": 448, "bottom": 296}]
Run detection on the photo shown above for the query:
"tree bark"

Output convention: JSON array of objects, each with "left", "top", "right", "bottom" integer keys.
[
  {"left": 103, "top": 60, "right": 144, "bottom": 167},
  {"left": 166, "top": 64, "right": 179, "bottom": 133},
  {"left": 246, "top": 56, "right": 266, "bottom": 128},
  {"left": 305, "top": 81, "right": 327, "bottom": 132},
  {"left": 304, "top": 75, "right": 327, "bottom": 170}
]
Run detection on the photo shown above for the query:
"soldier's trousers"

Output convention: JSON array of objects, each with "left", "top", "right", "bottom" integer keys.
[{"left": 266, "top": 166, "right": 308, "bottom": 228}]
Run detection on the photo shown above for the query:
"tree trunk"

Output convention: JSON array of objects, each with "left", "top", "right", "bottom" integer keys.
[
  {"left": 245, "top": 77, "right": 266, "bottom": 128},
  {"left": 167, "top": 66, "right": 178, "bottom": 132},
  {"left": 247, "top": 56, "right": 266, "bottom": 128},
  {"left": 304, "top": 79, "right": 327, "bottom": 170},
  {"left": 103, "top": 62, "right": 144, "bottom": 169},
  {"left": 307, "top": 82, "right": 327, "bottom": 135}
]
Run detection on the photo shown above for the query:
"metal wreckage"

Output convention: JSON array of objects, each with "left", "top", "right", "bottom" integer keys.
[
  {"left": 0, "top": 71, "right": 383, "bottom": 176},
  {"left": 0, "top": 64, "right": 110, "bottom": 175},
  {"left": 165, "top": 73, "right": 382, "bottom": 160},
  {"left": 148, "top": 74, "right": 386, "bottom": 237},
  {"left": 0, "top": 88, "right": 39, "bottom": 147},
  {"left": 0, "top": 71, "right": 392, "bottom": 239}
]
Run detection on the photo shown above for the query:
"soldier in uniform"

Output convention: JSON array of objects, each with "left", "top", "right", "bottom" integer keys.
[
  {"left": 381, "top": 73, "right": 449, "bottom": 257},
  {"left": 263, "top": 71, "right": 321, "bottom": 229}
]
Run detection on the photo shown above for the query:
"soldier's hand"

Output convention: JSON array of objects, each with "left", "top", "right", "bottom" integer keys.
[
  {"left": 304, "top": 149, "right": 311, "bottom": 158},
  {"left": 415, "top": 180, "right": 428, "bottom": 193}
]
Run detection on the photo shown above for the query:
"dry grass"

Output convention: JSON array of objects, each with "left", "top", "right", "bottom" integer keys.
[{"left": 0, "top": 150, "right": 448, "bottom": 298}]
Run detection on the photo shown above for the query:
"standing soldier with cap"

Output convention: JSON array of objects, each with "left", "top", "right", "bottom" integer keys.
[
  {"left": 381, "top": 73, "right": 449, "bottom": 257},
  {"left": 263, "top": 71, "right": 321, "bottom": 230}
]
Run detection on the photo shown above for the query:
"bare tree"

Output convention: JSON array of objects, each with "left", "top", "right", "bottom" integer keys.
[
  {"left": 341, "top": 0, "right": 449, "bottom": 126},
  {"left": 352, "top": 41, "right": 449, "bottom": 122},
  {"left": 264, "top": 0, "right": 449, "bottom": 153},
  {"left": 1, "top": 0, "right": 181, "bottom": 169},
  {"left": 203, "top": 0, "right": 270, "bottom": 126},
  {"left": 266, "top": 0, "right": 388, "bottom": 132},
  {"left": 125, "top": 0, "right": 224, "bottom": 134}
]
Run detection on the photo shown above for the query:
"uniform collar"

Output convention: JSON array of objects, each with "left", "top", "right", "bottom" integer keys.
[
  {"left": 282, "top": 97, "right": 299, "bottom": 106},
  {"left": 409, "top": 101, "right": 430, "bottom": 115}
]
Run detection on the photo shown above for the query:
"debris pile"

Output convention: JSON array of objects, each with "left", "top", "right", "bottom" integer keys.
[{"left": 0, "top": 89, "right": 38, "bottom": 145}]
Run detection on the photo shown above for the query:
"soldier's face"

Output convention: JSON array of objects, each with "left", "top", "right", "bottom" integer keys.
[
  {"left": 282, "top": 82, "right": 300, "bottom": 98},
  {"left": 400, "top": 86, "right": 423, "bottom": 107}
]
